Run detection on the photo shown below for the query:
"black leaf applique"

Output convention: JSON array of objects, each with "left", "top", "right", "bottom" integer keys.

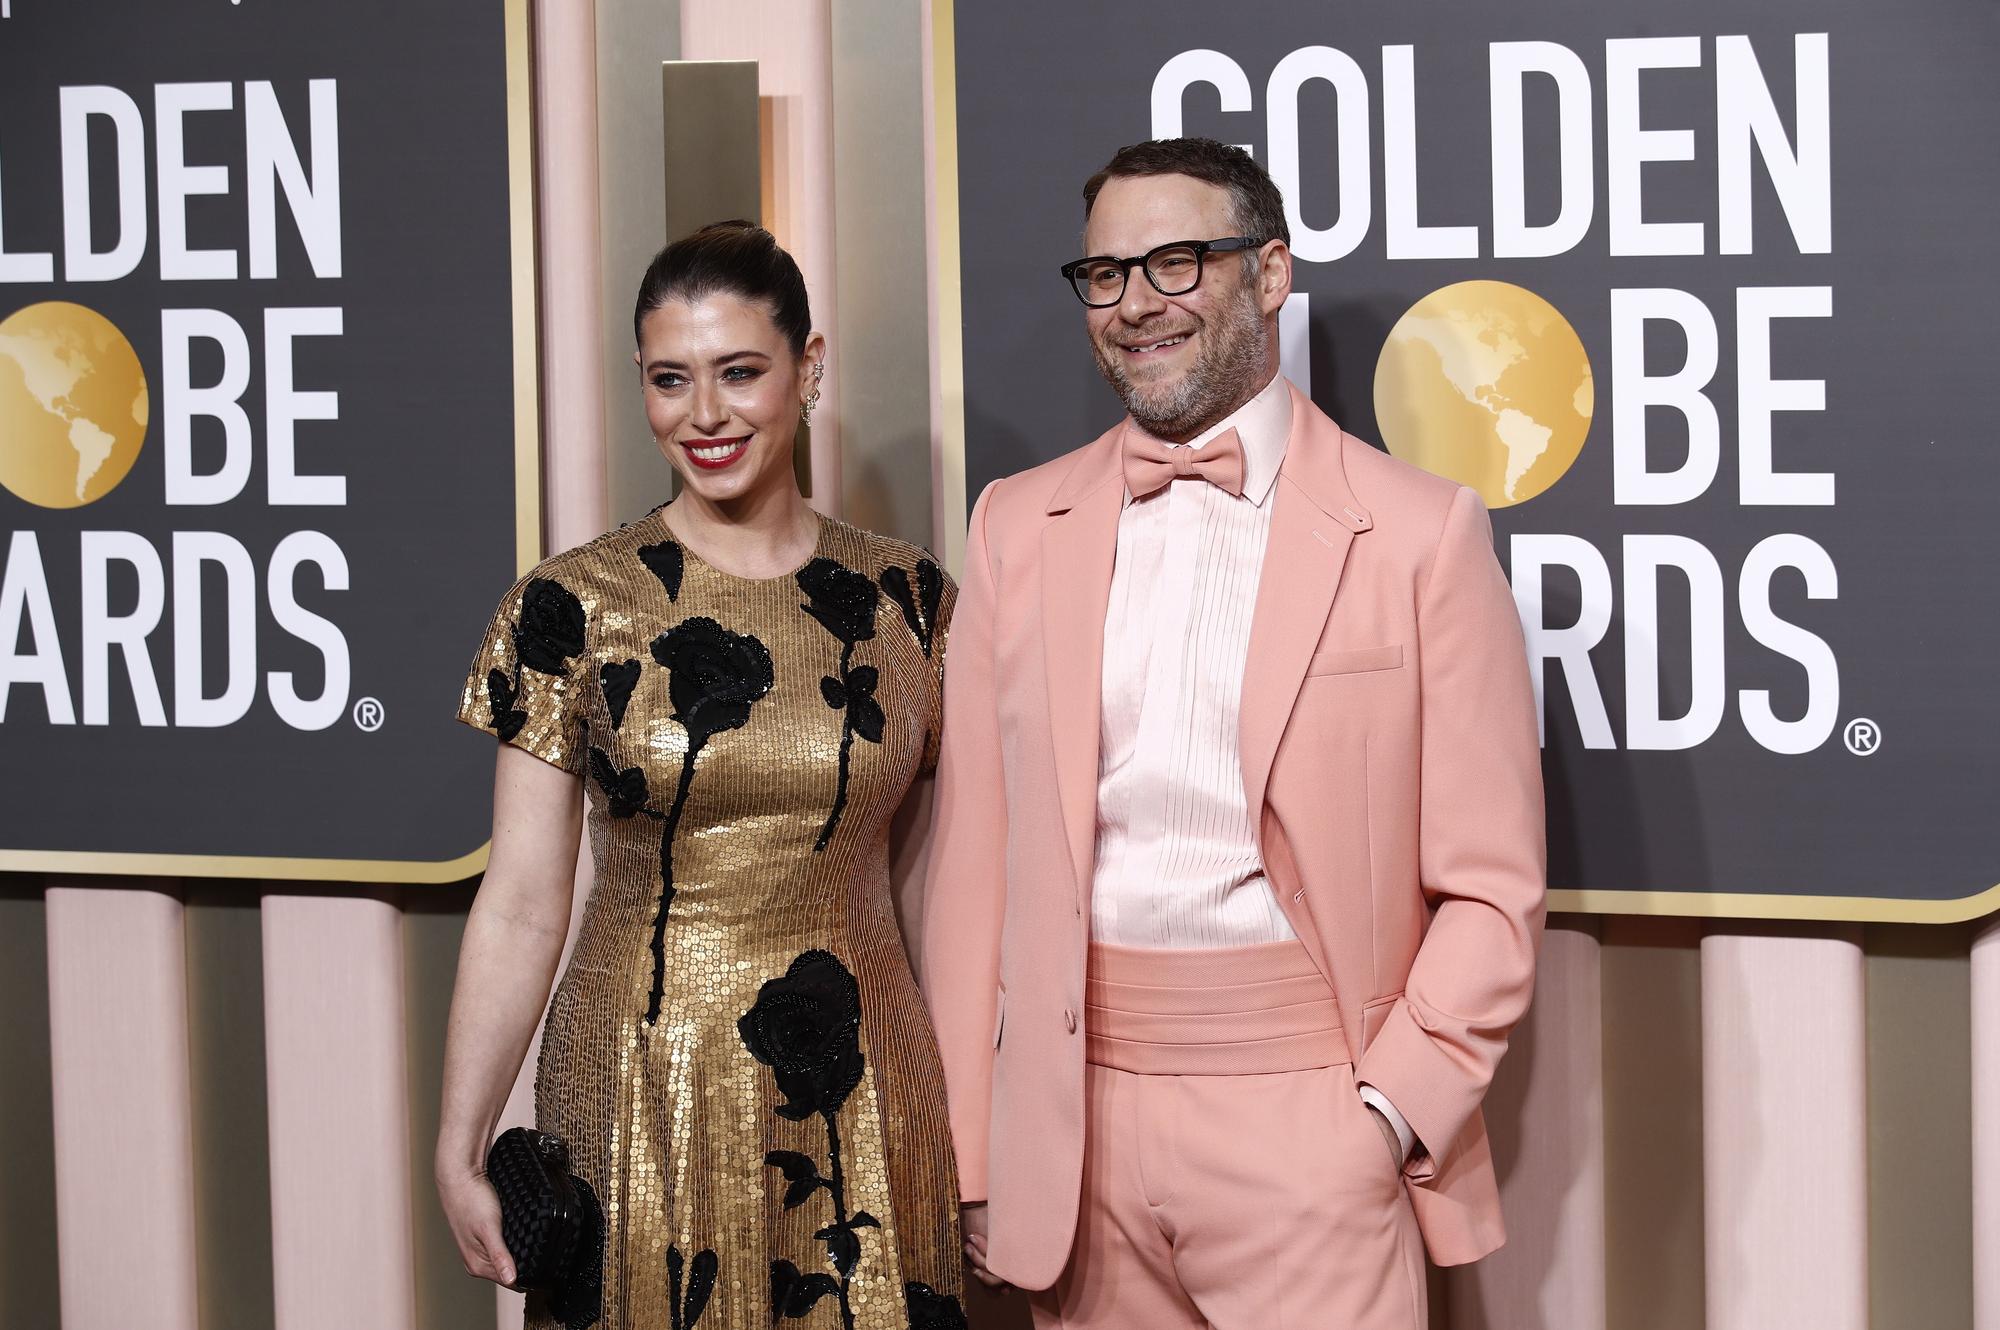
[
  {"left": 600, "top": 659, "right": 641, "bottom": 730},
  {"left": 514, "top": 578, "right": 586, "bottom": 676},
  {"left": 645, "top": 617, "right": 775, "bottom": 1025},
  {"left": 813, "top": 1212, "right": 878, "bottom": 1279},
  {"left": 904, "top": 1282, "right": 968, "bottom": 1330},
  {"left": 487, "top": 669, "right": 528, "bottom": 742},
  {"left": 764, "top": 1150, "right": 827, "bottom": 1210},
  {"left": 743, "top": 951, "right": 873, "bottom": 1327},
  {"left": 769, "top": 1261, "right": 841, "bottom": 1322},
  {"left": 667, "top": 1244, "right": 718, "bottom": 1330},
  {"left": 587, "top": 748, "right": 652, "bottom": 820},
  {"left": 797, "top": 559, "right": 885, "bottom": 851},
  {"left": 639, "top": 540, "right": 685, "bottom": 601},
  {"left": 879, "top": 559, "right": 943, "bottom": 657}
]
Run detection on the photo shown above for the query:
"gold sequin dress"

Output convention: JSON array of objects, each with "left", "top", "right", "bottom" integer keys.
[{"left": 458, "top": 509, "right": 966, "bottom": 1330}]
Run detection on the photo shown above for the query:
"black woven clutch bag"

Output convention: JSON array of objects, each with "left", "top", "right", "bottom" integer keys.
[{"left": 486, "top": 1127, "right": 603, "bottom": 1330}]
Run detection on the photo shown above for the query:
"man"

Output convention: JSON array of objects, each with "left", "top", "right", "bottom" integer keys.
[{"left": 922, "top": 138, "right": 1545, "bottom": 1329}]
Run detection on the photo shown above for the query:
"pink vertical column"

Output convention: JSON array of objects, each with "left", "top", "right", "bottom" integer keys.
[
  {"left": 492, "top": 2, "right": 609, "bottom": 1325},
  {"left": 1975, "top": 916, "right": 2000, "bottom": 1330},
  {"left": 262, "top": 893, "right": 417, "bottom": 1329},
  {"left": 1447, "top": 925, "right": 1608, "bottom": 1330},
  {"left": 1702, "top": 929, "right": 1868, "bottom": 1330},
  {"left": 682, "top": 0, "right": 840, "bottom": 515},
  {"left": 45, "top": 882, "right": 201, "bottom": 1330}
]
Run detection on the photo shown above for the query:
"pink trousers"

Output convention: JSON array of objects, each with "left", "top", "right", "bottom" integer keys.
[{"left": 1028, "top": 941, "right": 1427, "bottom": 1330}]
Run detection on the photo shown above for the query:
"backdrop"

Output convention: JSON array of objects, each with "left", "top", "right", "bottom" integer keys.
[
  {"left": 947, "top": 2, "right": 2000, "bottom": 920},
  {"left": 0, "top": 0, "right": 535, "bottom": 880}
]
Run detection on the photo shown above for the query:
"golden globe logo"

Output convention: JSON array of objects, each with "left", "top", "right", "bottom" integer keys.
[
  {"left": 1373, "top": 280, "right": 1592, "bottom": 509},
  {"left": 0, "top": 301, "right": 149, "bottom": 508},
  {"left": 0, "top": 79, "right": 352, "bottom": 732}
]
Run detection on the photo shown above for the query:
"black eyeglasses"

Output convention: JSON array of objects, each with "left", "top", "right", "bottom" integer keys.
[{"left": 1059, "top": 236, "right": 1266, "bottom": 307}]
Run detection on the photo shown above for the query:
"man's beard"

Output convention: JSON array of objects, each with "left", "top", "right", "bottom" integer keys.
[{"left": 1090, "top": 290, "right": 1270, "bottom": 441}]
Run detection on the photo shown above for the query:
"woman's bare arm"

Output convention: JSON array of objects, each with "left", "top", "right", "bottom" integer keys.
[{"left": 434, "top": 743, "right": 585, "bottom": 1284}]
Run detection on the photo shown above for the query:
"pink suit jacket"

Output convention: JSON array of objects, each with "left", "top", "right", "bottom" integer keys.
[{"left": 921, "top": 385, "right": 1546, "bottom": 1290}]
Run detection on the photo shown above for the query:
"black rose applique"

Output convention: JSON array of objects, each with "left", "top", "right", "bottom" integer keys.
[
  {"left": 744, "top": 951, "right": 880, "bottom": 1323},
  {"left": 513, "top": 577, "right": 586, "bottom": 675},
  {"left": 738, "top": 950, "right": 864, "bottom": 1121},
  {"left": 797, "top": 557, "right": 880, "bottom": 646},
  {"left": 797, "top": 559, "right": 884, "bottom": 851},
  {"left": 653, "top": 617, "right": 776, "bottom": 747},
  {"left": 904, "top": 1282, "right": 969, "bottom": 1330},
  {"left": 638, "top": 540, "right": 684, "bottom": 602},
  {"left": 879, "top": 559, "right": 944, "bottom": 657},
  {"left": 641, "top": 617, "right": 775, "bottom": 1025},
  {"left": 599, "top": 659, "right": 641, "bottom": 730}
]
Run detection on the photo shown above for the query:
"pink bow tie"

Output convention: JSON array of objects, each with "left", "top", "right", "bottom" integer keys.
[{"left": 1121, "top": 427, "right": 1247, "bottom": 499}]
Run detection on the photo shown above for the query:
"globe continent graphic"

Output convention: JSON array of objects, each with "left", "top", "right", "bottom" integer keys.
[
  {"left": 1372, "top": 280, "right": 1592, "bottom": 508},
  {"left": 0, "top": 301, "right": 150, "bottom": 509}
]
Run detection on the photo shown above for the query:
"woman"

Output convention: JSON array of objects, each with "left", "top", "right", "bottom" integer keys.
[{"left": 436, "top": 221, "right": 967, "bottom": 1330}]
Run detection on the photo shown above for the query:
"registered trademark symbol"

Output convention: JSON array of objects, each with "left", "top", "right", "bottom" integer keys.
[
  {"left": 1844, "top": 717, "right": 1881, "bottom": 756},
  {"left": 352, "top": 697, "right": 386, "bottom": 732}
]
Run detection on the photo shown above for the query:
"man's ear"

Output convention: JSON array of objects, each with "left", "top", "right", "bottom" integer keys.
[{"left": 1259, "top": 240, "right": 1294, "bottom": 317}]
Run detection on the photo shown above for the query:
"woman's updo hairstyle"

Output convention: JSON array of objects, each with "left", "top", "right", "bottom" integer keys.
[{"left": 633, "top": 220, "right": 812, "bottom": 355}]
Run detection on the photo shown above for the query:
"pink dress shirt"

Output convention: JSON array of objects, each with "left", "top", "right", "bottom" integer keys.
[{"left": 1089, "top": 372, "right": 1417, "bottom": 1160}]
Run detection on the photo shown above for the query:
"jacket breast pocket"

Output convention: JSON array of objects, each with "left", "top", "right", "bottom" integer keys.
[{"left": 1305, "top": 643, "right": 1403, "bottom": 678}]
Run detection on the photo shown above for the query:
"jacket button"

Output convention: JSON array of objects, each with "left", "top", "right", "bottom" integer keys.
[{"left": 1064, "top": 1008, "right": 1078, "bottom": 1034}]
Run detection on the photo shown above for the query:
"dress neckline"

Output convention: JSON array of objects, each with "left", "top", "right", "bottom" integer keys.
[{"left": 650, "top": 503, "right": 832, "bottom": 585}]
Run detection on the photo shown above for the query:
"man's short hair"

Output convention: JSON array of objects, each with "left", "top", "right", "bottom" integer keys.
[{"left": 1082, "top": 138, "right": 1291, "bottom": 249}]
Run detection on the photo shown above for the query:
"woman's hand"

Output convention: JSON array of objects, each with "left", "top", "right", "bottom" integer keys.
[
  {"left": 961, "top": 1201, "right": 1011, "bottom": 1291},
  {"left": 438, "top": 1167, "right": 517, "bottom": 1287}
]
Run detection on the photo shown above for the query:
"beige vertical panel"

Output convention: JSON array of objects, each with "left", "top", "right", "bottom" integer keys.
[
  {"left": 1448, "top": 921, "right": 1607, "bottom": 1330},
  {"left": 1702, "top": 927, "right": 1867, "bottom": 1330},
  {"left": 1975, "top": 916, "right": 2000, "bottom": 1330},
  {"left": 832, "top": 0, "right": 934, "bottom": 550},
  {"left": 0, "top": 884, "right": 60, "bottom": 1329},
  {"left": 682, "top": 0, "right": 841, "bottom": 514},
  {"left": 262, "top": 893, "right": 416, "bottom": 1329},
  {"left": 1865, "top": 924, "right": 1972, "bottom": 1328},
  {"left": 184, "top": 887, "right": 275, "bottom": 1330},
  {"left": 45, "top": 882, "right": 200, "bottom": 1330},
  {"left": 1600, "top": 916, "right": 1706, "bottom": 1330},
  {"left": 596, "top": 0, "right": 683, "bottom": 528},
  {"left": 920, "top": 0, "right": 967, "bottom": 574}
]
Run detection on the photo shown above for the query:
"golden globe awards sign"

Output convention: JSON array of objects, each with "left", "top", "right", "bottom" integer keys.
[
  {"left": 0, "top": 1, "right": 536, "bottom": 880},
  {"left": 943, "top": 2, "right": 2000, "bottom": 920}
]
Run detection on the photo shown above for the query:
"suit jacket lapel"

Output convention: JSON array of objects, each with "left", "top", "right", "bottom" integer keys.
[
  {"left": 1041, "top": 428, "right": 1126, "bottom": 909},
  {"left": 1240, "top": 385, "right": 1374, "bottom": 869}
]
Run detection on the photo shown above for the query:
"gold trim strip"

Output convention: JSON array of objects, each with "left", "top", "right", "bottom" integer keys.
[
  {"left": 509, "top": 0, "right": 545, "bottom": 576},
  {"left": 1549, "top": 882, "right": 2000, "bottom": 924},
  {"left": 930, "top": 0, "right": 968, "bottom": 576},
  {"left": 4, "top": 0, "right": 539, "bottom": 886},
  {"left": 3, "top": 845, "right": 490, "bottom": 884}
]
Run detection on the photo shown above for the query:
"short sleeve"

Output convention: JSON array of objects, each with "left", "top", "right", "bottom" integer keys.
[
  {"left": 455, "top": 570, "right": 590, "bottom": 774},
  {"left": 876, "top": 547, "right": 958, "bottom": 776}
]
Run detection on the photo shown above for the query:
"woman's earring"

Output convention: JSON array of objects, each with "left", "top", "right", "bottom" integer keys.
[{"left": 800, "top": 360, "right": 824, "bottom": 425}]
